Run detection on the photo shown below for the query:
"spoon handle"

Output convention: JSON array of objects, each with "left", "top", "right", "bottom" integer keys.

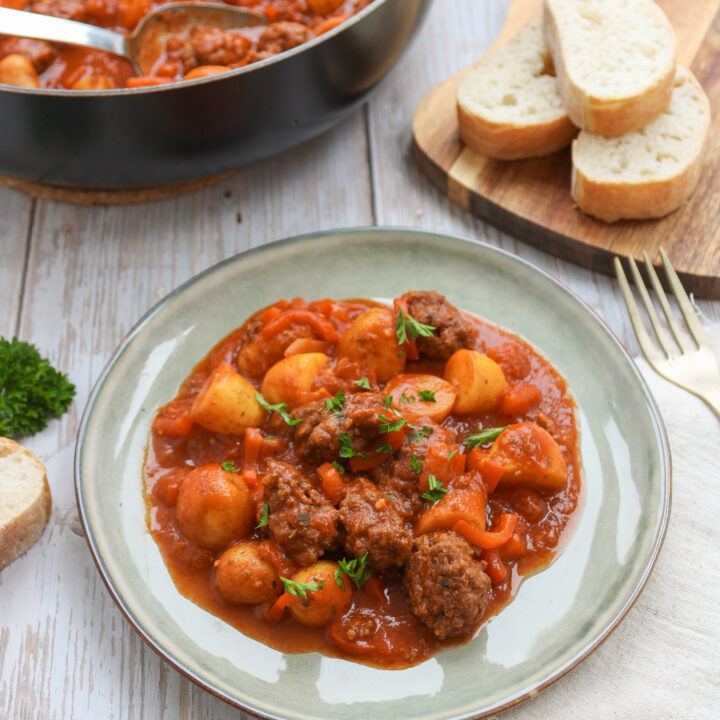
[{"left": 0, "top": 7, "right": 127, "bottom": 58}]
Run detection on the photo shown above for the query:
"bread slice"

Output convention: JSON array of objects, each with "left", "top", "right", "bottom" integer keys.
[
  {"left": 544, "top": 0, "right": 677, "bottom": 137},
  {"left": 0, "top": 437, "right": 51, "bottom": 570},
  {"left": 457, "top": 18, "right": 578, "bottom": 159},
  {"left": 571, "top": 67, "right": 710, "bottom": 222}
]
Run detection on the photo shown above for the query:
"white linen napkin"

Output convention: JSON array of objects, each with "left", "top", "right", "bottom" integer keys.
[{"left": 499, "top": 327, "right": 720, "bottom": 719}]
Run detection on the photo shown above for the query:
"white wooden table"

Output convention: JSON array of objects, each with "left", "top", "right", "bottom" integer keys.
[{"left": 2, "top": 2, "right": 719, "bottom": 718}]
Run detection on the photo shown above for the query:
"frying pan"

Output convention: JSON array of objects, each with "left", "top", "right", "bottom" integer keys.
[{"left": 0, "top": 0, "right": 433, "bottom": 187}]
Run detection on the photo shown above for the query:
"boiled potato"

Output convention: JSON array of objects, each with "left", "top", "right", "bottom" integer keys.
[
  {"left": 490, "top": 422, "right": 567, "bottom": 490},
  {"left": 288, "top": 560, "right": 353, "bottom": 627},
  {"left": 415, "top": 487, "right": 487, "bottom": 535},
  {"left": 176, "top": 464, "right": 255, "bottom": 550},
  {"left": 214, "top": 542, "right": 281, "bottom": 605},
  {"left": 190, "top": 363, "right": 265, "bottom": 435},
  {"left": 385, "top": 373, "right": 457, "bottom": 423},
  {"left": 337, "top": 308, "right": 405, "bottom": 382},
  {"left": 0, "top": 54, "right": 39, "bottom": 88},
  {"left": 260, "top": 353, "right": 329, "bottom": 409},
  {"left": 444, "top": 350, "right": 508, "bottom": 414}
]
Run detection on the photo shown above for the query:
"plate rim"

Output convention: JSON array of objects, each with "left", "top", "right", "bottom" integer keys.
[{"left": 74, "top": 226, "right": 672, "bottom": 720}]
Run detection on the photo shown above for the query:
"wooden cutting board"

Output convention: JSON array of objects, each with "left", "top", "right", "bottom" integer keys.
[{"left": 413, "top": 0, "right": 720, "bottom": 298}]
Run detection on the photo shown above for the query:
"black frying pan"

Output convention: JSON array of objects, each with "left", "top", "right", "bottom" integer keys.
[{"left": 0, "top": 0, "right": 433, "bottom": 188}]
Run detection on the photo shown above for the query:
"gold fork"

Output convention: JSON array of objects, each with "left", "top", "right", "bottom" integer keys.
[{"left": 614, "top": 247, "right": 720, "bottom": 420}]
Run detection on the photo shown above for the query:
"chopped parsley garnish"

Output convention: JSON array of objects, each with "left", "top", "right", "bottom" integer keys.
[
  {"left": 395, "top": 307, "right": 436, "bottom": 345},
  {"left": 375, "top": 443, "right": 392, "bottom": 454},
  {"left": 384, "top": 395, "right": 393, "bottom": 408},
  {"left": 400, "top": 390, "right": 416, "bottom": 403},
  {"left": 256, "top": 502, "right": 269, "bottom": 528},
  {"left": 418, "top": 389, "right": 436, "bottom": 402},
  {"left": 463, "top": 426, "right": 508, "bottom": 449},
  {"left": 447, "top": 449, "right": 458, "bottom": 460},
  {"left": 386, "top": 493, "right": 395, "bottom": 499},
  {"left": 378, "top": 414, "right": 407, "bottom": 434},
  {"left": 335, "top": 553, "right": 371, "bottom": 590},
  {"left": 221, "top": 461, "right": 239, "bottom": 472},
  {"left": 410, "top": 454, "right": 423, "bottom": 474},
  {"left": 410, "top": 424, "right": 434, "bottom": 442},
  {"left": 0, "top": 337, "right": 76, "bottom": 437},
  {"left": 422, "top": 475, "right": 448, "bottom": 506},
  {"left": 280, "top": 576, "right": 326, "bottom": 599},
  {"left": 255, "top": 392, "right": 303, "bottom": 427},
  {"left": 325, "top": 390, "right": 346, "bottom": 416},
  {"left": 331, "top": 460, "right": 345, "bottom": 474},
  {"left": 354, "top": 377, "right": 371, "bottom": 390},
  {"left": 339, "top": 431, "right": 361, "bottom": 458}
]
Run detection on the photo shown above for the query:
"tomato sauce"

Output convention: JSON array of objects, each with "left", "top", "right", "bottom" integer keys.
[{"left": 143, "top": 297, "right": 582, "bottom": 669}]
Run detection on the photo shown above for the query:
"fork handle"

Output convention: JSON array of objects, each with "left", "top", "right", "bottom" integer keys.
[{"left": 704, "top": 388, "right": 720, "bottom": 420}]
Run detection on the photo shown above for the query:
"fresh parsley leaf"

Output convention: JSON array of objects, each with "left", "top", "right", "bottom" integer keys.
[
  {"left": 447, "top": 449, "right": 458, "bottom": 460},
  {"left": 338, "top": 431, "right": 360, "bottom": 458},
  {"left": 354, "top": 377, "right": 371, "bottom": 390},
  {"left": 418, "top": 389, "right": 436, "bottom": 402},
  {"left": 336, "top": 553, "right": 372, "bottom": 590},
  {"left": 255, "top": 392, "right": 303, "bottom": 427},
  {"left": 325, "top": 390, "right": 346, "bottom": 416},
  {"left": 378, "top": 414, "right": 407, "bottom": 434},
  {"left": 281, "top": 576, "right": 326, "bottom": 599},
  {"left": 384, "top": 395, "right": 393, "bottom": 408},
  {"left": 375, "top": 443, "right": 392, "bottom": 454},
  {"left": 221, "top": 461, "right": 239, "bottom": 472},
  {"left": 395, "top": 307, "right": 436, "bottom": 345},
  {"left": 0, "top": 337, "right": 75, "bottom": 437},
  {"left": 400, "top": 390, "right": 416, "bottom": 403},
  {"left": 463, "top": 426, "right": 508, "bottom": 449},
  {"left": 410, "top": 424, "right": 434, "bottom": 442},
  {"left": 385, "top": 493, "right": 395, "bottom": 499},
  {"left": 422, "top": 475, "right": 448, "bottom": 506},
  {"left": 410, "top": 454, "right": 423, "bottom": 474},
  {"left": 256, "top": 502, "right": 269, "bottom": 528},
  {"left": 331, "top": 460, "right": 345, "bottom": 474}
]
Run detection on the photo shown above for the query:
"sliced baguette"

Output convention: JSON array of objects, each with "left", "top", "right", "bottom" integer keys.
[
  {"left": 571, "top": 67, "right": 710, "bottom": 222},
  {"left": 0, "top": 437, "right": 51, "bottom": 571},
  {"left": 457, "top": 17, "right": 578, "bottom": 159},
  {"left": 544, "top": 0, "right": 677, "bottom": 137}
]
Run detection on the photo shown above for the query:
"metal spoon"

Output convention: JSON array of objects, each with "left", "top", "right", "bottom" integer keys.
[{"left": 0, "top": 4, "right": 267, "bottom": 76}]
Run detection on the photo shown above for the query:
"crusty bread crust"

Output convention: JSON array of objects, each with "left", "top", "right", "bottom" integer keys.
[
  {"left": 0, "top": 437, "right": 51, "bottom": 571},
  {"left": 544, "top": 0, "right": 677, "bottom": 137}
]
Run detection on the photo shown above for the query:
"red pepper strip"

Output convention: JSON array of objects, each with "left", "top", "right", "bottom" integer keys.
[
  {"left": 152, "top": 413, "right": 193, "bottom": 437},
  {"left": 363, "top": 575, "right": 386, "bottom": 604},
  {"left": 260, "top": 309, "right": 339, "bottom": 343},
  {"left": 393, "top": 297, "right": 419, "bottom": 360},
  {"left": 467, "top": 450, "right": 505, "bottom": 494},
  {"left": 481, "top": 549, "right": 508, "bottom": 584},
  {"left": 266, "top": 593, "right": 292, "bottom": 623},
  {"left": 452, "top": 514, "right": 518, "bottom": 550},
  {"left": 260, "top": 305, "right": 283, "bottom": 325},
  {"left": 349, "top": 427, "right": 405, "bottom": 472}
]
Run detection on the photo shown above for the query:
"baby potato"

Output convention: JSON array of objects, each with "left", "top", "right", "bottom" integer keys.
[
  {"left": 444, "top": 350, "right": 508, "bottom": 414},
  {"left": 385, "top": 373, "right": 457, "bottom": 423},
  {"left": 288, "top": 560, "right": 353, "bottom": 627},
  {"left": 490, "top": 422, "right": 568, "bottom": 490},
  {"left": 190, "top": 363, "right": 265, "bottom": 435},
  {"left": 176, "top": 464, "right": 255, "bottom": 550},
  {"left": 214, "top": 542, "right": 281, "bottom": 605},
  {"left": 337, "top": 308, "right": 405, "bottom": 382},
  {"left": 415, "top": 487, "right": 487, "bottom": 536},
  {"left": 0, "top": 54, "right": 39, "bottom": 88},
  {"left": 260, "top": 353, "right": 329, "bottom": 409}
]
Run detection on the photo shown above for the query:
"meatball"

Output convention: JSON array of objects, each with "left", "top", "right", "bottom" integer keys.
[
  {"left": 30, "top": 0, "right": 87, "bottom": 22},
  {"left": 404, "top": 531, "right": 491, "bottom": 640},
  {"left": 257, "top": 22, "right": 314, "bottom": 54},
  {"left": 263, "top": 460, "right": 339, "bottom": 567},
  {"left": 214, "top": 541, "right": 281, "bottom": 605},
  {"left": 403, "top": 290, "right": 476, "bottom": 361},
  {"left": 339, "top": 478, "right": 412, "bottom": 571},
  {"left": 292, "top": 391, "right": 388, "bottom": 465},
  {"left": 0, "top": 38, "right": 57, "bottom": 73},
  {"left": 176, "top": 464, "right": 255, "bottom": 551},
  {"left": 165, "top": 26, "right": 252, "bottom": 74}
]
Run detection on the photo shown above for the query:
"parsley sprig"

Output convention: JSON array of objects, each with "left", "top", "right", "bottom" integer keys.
[
  {"left": 0, "top": 337, "right": 75, "bottom": 437},
  {"left": 221, "top": 461, "right": 239, "bottom": 472},
  {"left": 256, "top": 502, "right": 270, "bottom": 528},
  {"left": 410, "top": 454, "right": 423, "bottom": 474},
  {"left": 354, "top": 377, "right": 371, "bottom": 390},
  {"left": 463, "top": 426, "right": 507, "bottom": 449},
  {"left": 255, "top": 392, "right": 303, "bottom": 427},
  {"left": 334, "top": 553, "right": 372, "bottom": 590},
  {"left": 418, "top": 389, "right": 436, "bottom": 402},
  {"left": 280, "top": 576, "right": 326, "bottom": 599},
  {"left": 395, "top": 308, "right": 436, "bottom": 345},
  {"left": 325, "top": 391, "right": 346, "bottom": 416},
  {"left": 378, "top": 414, "right": 407, "bottom": 434},
  {"left": 338, "top": 431, "right": 361, "bottom": 458},
  {"left": 422, "top": 475, "right": 448, "bottom": 506}
]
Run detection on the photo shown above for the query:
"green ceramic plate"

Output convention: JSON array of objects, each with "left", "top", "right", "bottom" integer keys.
[{"left": 75, "top": 228, "right": 670, "bottom": 720}]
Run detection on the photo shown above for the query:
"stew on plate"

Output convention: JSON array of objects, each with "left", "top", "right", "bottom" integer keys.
[
  {"left": 144, "top": 291, "right": 582, "bottom": 668},
  {"left": 0, "top": 0, "right": 372, "bottom": 89}
]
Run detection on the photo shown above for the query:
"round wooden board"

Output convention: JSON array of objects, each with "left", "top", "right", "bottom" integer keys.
[
  {"left": 412, "top": 0, "right": 720, "bottom": 299},
  {"left": 0, "top": 171, "right": 235, "bottom": 206}
]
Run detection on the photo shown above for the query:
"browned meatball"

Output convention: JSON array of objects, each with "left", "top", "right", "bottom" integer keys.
[
  {"left": 257, "top": 22, "right": 314, "bottom": 54},
  {"left": 165, "top": 26, "right": 252, "bottom": 74},
  {"left": 403, "top": 290, "right": 476, "bottom": 361},
  {"left": 0, "top": 38, "right": 57, "bottom": 73},
  {"left": 292, "top": 391, "right": 388, "bottom": 465},
  {"left": 263, "top": 460, "right": 339, "bottom": 567},
  {"left": 404, "top": 531, "right": 491, "bottom": 640},
  {"left": 30, "top": 0, "right": 87, "bottom": 22},
  {"left": 339, "top": 478, "right": 412, "bottom": 570},
  {"left": 235, "top": 316, "right": 312, "bottom": 378}
]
